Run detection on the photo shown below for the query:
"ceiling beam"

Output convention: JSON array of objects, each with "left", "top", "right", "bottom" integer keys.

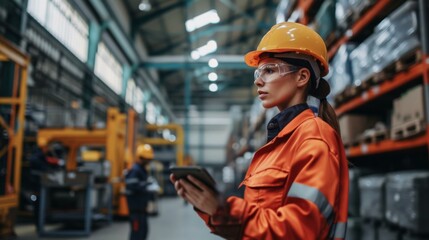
[{"left": 140, "top": 55, "right": 249, "bottom": 69}]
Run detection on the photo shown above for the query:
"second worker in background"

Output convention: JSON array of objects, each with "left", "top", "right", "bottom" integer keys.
[{"left": 125, "top": 144, "right": 160, "bottom": 240}]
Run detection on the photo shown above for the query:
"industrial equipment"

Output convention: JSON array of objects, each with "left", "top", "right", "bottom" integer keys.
[
  {"left": 140, "top": 124, "right": 186, "bottom": 196},
  {"left": 0, "top": 36, "right": 29, "bottom": 238},
  {"left": 35, "top": 108, "right": 137, "bottom": 236}
]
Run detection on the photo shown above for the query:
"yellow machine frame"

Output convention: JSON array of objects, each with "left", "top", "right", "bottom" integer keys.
[
  {"left": 36, "top": 108, "right": 137, "bottom": 216},
  {"left": 0, "top": 37, "right": 29, "bottom": 235},
  {"left": 140, "top": 124, "right": 185, "bottom": 166}
]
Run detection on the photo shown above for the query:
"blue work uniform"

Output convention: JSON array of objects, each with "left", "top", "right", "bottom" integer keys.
[{"left": 125, "top": 163, "right": 150, "bottom": 240}]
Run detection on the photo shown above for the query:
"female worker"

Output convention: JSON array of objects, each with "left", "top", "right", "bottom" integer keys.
[{"left": 171, "top": 22, "right": 349, "bottom": 240}]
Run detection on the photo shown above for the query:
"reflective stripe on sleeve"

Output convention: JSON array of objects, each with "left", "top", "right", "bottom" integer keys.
[
  {"left": 125, "top": 178, "right": 139, "bottom": 184},
  {"left": 287, "top": 182, "right": 334, "bottom": 225},
  {"left": 330, "top": 221, "right": 347, "bottom": 239}
]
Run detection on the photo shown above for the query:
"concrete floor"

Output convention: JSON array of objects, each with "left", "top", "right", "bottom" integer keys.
[{"left": 14, "top": 197, "right": 223, "bottom": 240}]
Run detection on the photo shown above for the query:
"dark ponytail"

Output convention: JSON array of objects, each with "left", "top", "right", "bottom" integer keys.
[{"left": 319, "top": 98, "right": 341, "bottom": 135}]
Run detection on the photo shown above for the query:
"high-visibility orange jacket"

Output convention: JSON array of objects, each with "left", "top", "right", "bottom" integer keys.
[{"left": 197, "top": 109, "right": 349, "bottom": 240}]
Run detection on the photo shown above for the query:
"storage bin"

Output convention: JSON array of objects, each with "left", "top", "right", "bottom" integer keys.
[
  {"left": 377, "top": 223, "right": 401, "bottom": 240},
  {"left": 385, "top": 171, "right": 429, "bottom": 234},
  {"left": 361, "top": 220, "right": 378, "bottom": 240},
  {"left": 345, "top": 217, "right": 362, "bottom": 240},
  {"left": 348, "top": 168, "right": 375, "bottom": 217},
  {"left": 359, "top": 174, "right": 386, "bottom": 220}
]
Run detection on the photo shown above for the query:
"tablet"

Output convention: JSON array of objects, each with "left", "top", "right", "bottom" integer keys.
[{"left": 169, "top": 166, "right": 216, "bottom": 191}]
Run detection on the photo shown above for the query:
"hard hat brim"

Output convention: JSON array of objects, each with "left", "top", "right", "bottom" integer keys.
[{"left": 244, "top": 49, "right": 285, "bottom": 67}]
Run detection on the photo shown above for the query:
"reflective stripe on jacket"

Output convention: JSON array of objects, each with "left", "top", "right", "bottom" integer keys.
[{"left": 197, "top": 109, "right": 349, "bottom": 240}]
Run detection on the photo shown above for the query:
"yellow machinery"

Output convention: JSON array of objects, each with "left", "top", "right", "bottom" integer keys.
[
  {"left": 140, "top": 124, "right": 188, "bottom": 196},
  {"left": 0, "top": 37, "right": 29, "bottom": 237},
  {"left": 36, "top": 108, "right": 137, "bottom": 217},
  {"left": 140, "top": 124, "right": 185, "bottom": 166}
]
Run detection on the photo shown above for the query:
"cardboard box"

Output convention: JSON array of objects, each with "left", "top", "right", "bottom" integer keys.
[
  {"left": 391, "top": 85, "right": 426, "bottom": 139},
  {"left": 339, "top": 114, "right": 380, "bottom": 146}
]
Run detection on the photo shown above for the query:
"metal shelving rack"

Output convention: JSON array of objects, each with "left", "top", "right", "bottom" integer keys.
[{"left": 325, "top": 0, "right": 429, "bottom": 159}]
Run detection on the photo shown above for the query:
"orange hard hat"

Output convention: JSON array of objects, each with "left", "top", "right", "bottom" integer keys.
[
  {"left": 244, "top": 22, "right": 329, "bottom": 77},
  {"left": 136, "top": 144, "right": 154, "bottom": 160}
]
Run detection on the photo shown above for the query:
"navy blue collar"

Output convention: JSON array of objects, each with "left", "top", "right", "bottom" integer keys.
[{"left": 266, "top": 103, "right": 309, "bottom": 142}]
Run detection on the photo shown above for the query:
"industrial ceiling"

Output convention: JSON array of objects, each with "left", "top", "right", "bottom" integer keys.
[{"left": 122, "top": 0, "right": 281, "bottom": 113}]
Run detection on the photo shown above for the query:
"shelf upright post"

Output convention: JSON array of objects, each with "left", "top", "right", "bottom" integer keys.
[{"left": 418, "top": 0, "right": 429, "bottom": 156}]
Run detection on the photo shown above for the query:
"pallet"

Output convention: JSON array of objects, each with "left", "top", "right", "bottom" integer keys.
[
  {"left": 359, "top": 128, "right": 389, "bottom": 145},
  {"left": 338, "top": 49, "right": 423, "bottom": 106},
  {"left": 335, "top": 83, "right": 366, "bottom": 107},
  {"left": 391, "top": 118, "right": 425, "bottom": 140},
  {"left": 368, "top": 50, "right": 421, "bottom": 85},
  {"left": 395, "top": 49, "right": 422, "bottom": 73}
]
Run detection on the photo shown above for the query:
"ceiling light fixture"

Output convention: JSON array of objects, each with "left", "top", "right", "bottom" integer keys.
[
  {"left": 139, "top": 0, "right": 151, "bottom": 11},
  {"left": 208, "top": 72, "right": 218, "bottom": 81},
  {"left": 208, "top": 58, "right": 218, "bottom": 68},
  {"left": 209, "top": 83, "right": 218, "bottom": 92},
  {"left": 190, "top": 40, "right": 217, "bottom": 60},
  {"left": 186, "top": 9, "right": 220, "bottom": 32}
]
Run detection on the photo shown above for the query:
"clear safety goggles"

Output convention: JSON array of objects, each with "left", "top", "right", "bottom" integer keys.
[{"left": 254, "top": 63, "right": 298, "bottom": 83}]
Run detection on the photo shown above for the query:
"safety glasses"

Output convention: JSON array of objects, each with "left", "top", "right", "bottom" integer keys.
[{"left": 254, "top": 63, "right": 298, "bottom": 83}]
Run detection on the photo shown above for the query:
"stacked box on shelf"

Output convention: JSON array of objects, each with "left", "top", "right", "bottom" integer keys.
[
  {"left": 313, "top": 0, "right": 337, "bottom": 43},
  {"left": 349, "top": 0, "right": 375, "bottom": 17},
  {"left": 335, "top": 0, "right": 354, "bottom": 30},
  {"left": 349, "top": 1, "right": 420, "bottom": 87},
  {"left": 349, "top": 33, "right": 378, "bottom": 87},
  {"left": 385, "top": 171, "right": 429, "bottom": 234},
  {"left": 391, "top": 84, "right": 426, "bottom": 140},
  {"left": 377, "top": 223, "right": 401, "bottom": 240},
  {"left": 327, "top": 44, "right": 355, "bottom": 105},
  {"left": 358, "top": 174, "right": 386, "bottom": 220},
  {"left": 339, "top": 114, "right": 380, "bottom": 147},
  {"left": 349, "top": 168, "right": 375, "bottom": 217},
  {"left": 372, "top": 1, "right": 420, "bottom": 74},
  {"left": 345, "top": 217, "right": 362, "bottom": 240},
  {"left": 335, "top": 0, "right": 375, "bottom": 30}
]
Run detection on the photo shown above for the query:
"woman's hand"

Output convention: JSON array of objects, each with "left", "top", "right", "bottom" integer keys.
[{"left": 170, "top": 174, "right": 219, "bottom": 215}]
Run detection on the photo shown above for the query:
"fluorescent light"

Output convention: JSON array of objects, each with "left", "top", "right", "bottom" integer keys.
[
  {"left": 208, "top": 72, "right": 218, "bottom": 81},
  {"left": 191, "top": 51, "right": 200, "bottom": 60},
  {"left": 209, "top": 83, "right": 218, "bottom": 92},
  {"left": 190, "top": 40, "right": 217, "bottom": 60},
  {"left": 139, "top": 0, "right": 151, "bottom": 11},
  {"left": 186, "top": 10, "right": 220, "bottom": 32},
  {"left": 208, "top": 58, "right": 218, "bottom": 68}
]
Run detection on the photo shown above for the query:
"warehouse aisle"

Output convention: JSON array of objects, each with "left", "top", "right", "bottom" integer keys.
[{"left": 15, "top": 197, "right": 222, "bottom": 240}]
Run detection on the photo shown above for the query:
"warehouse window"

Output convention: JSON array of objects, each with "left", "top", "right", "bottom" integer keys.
[
  {"left": 146, "top": 101, "right": 156, "bottom": 124},
  {"left": 125, "top": 79, "right": 144, "bottom": 114},
  {"left": 134, "top": 88, "right": 144, "bottom": 114},
  {"left": 126, "top": 79, "right": 136, "bottom": 105},
  {"left": 27, "top": 0, "right": 89, "bottom": 62},
  {"left": 94, "top": 42, "right": 123, "bottom": 94}
]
